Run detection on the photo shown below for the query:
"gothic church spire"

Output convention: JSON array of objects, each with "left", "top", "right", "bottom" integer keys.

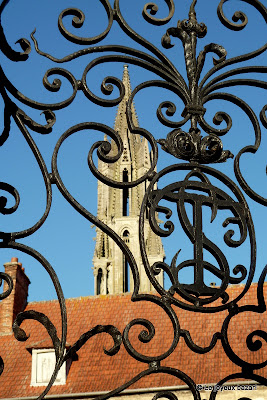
[{"left": 93, "top": 66, "right": 165, "bottom": 295}]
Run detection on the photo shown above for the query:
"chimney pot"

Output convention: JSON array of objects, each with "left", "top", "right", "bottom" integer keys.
[{"left": 11, "top": 257, "right": 18, "bottom": 263}]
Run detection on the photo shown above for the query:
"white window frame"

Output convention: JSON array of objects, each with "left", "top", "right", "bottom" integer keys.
[{"left": 31, "top": 348, "right": 66, "bottom": 386}]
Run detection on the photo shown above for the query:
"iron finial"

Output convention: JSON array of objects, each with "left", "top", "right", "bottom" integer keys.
[{"left": 189, "top": 0, "right": 198, "bottom": 21}]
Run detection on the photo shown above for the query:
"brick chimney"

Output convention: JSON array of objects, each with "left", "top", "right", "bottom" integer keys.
[{"left": 0, "top": 257, "right": 30, "bottom": 334}]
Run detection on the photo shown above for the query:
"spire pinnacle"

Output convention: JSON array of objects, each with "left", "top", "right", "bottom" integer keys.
[
  {"left": 122, "top": 64, "right": 132, "bottom": 100},
  {"left": 114, "top": 66, "right": 139, "bottom": 131}
]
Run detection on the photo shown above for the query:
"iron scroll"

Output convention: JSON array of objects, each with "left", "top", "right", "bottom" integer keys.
[{"left": 0, "top": 0, "right": 266, "bottom": 399}]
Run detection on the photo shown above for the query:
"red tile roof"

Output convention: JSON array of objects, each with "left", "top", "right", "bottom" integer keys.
[{"left": 0, "top": 283, "right": 266, "bottom": 399}]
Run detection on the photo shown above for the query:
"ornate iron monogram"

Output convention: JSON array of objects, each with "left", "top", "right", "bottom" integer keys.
[
  {"left": 0, "top": 0, "right": 266, "bottom": 399},
  {"left": 144, "top": 165, "right": 253, "bottom": 310}
]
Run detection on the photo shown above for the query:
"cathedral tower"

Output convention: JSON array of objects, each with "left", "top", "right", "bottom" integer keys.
[{"left": 93, "top": 65, "right": 165, "bottom": 295}]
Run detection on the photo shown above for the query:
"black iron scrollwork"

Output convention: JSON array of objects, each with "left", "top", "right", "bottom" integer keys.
[
  {"left": 141, "top": 164, "right": 254, "bottom": 311},
  {"left": 0, "top": 0, "right": 266, "bottom": 399}
]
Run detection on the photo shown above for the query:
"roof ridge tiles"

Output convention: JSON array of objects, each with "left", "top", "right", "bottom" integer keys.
[
  {"left": 27, "top": 292, "right": 134, "bottom": 306},
  {"left": 26, "top": 282, "right": 262, "bottom": 306}
]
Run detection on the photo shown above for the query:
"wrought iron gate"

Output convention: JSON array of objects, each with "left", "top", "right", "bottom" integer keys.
[{"left": 0, "top": 0, "right": 266, "bottom": 399}]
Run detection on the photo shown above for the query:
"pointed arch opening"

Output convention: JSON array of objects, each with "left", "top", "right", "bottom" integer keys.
[
  {"left": 106, "top": 266, "right": 109, "bottom": 295},
  {"left": 96, "top": 268, "right": 103, "bottom": 295},
  {"left": 122, "top": 230, "right": 130, "bottom": 292},
  {"left": 122, "top": 169, "right": 129, "bottom": 216},
  {"left": 101, "top": 236, "right": 105, "bottom": 257}
]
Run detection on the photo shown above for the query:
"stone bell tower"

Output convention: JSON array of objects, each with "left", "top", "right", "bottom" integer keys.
[{"left": 93, "top": 65, "right": 165, "bottom": 295}]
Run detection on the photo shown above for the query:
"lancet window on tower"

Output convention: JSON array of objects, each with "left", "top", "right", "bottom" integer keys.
[
  {"left": 122, "top": 230, "right": 130, "bottom": 292},
  {"left": 96, "top": 268, "right": 103, "bottom": 295},
  {"left": 101, "top": 236, "right": 105, "bottom": 258},
  {"left": 106, "top": 267, "right": 109, "bottom": 295},
  {"left": 122, "top": 230, "right": 130, "bottom": 243},
  {"left": 122, "top": 169, "right": 129, "bottom": 216}
]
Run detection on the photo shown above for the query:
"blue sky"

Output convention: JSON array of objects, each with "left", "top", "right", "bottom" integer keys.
[{"left": 0, "top": 0, "right": 266, "bottom": 302}]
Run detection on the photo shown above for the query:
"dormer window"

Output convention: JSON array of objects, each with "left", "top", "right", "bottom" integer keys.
[{"left": 31, "top": 349, "right": 66, "bottom": 386}]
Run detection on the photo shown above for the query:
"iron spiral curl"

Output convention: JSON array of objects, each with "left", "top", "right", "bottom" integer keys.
[{"left": 0, "top": 0, "right": 266, "bottom": 398}]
